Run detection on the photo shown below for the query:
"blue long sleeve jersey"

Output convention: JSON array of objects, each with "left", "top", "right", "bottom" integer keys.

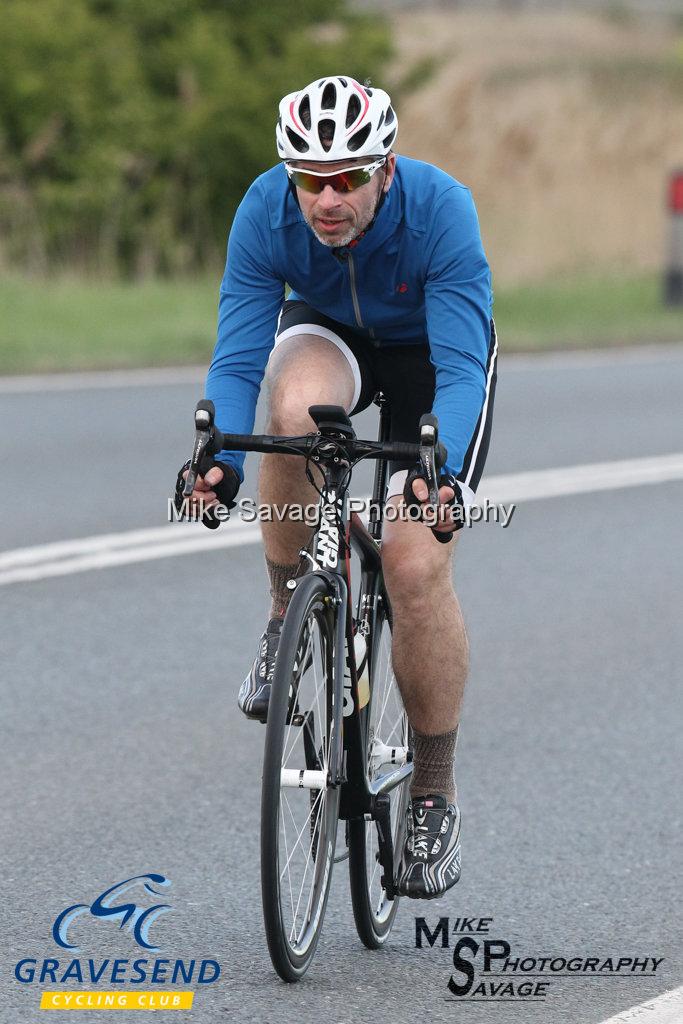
[{"left": 206, "top": 155, "right": 493, "bottom": 481}]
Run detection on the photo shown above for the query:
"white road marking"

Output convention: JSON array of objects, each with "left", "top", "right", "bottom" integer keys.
[
  {"left": 0, "top": 526, "right": 262, "bottom": 586},
  {"left": 596, "top": 984, "right": 683, "bottom": 1024},
  {"left": 1, "top": 452, "right": 682, "bottom": 587},
  {"left": 475, "top": 452, "right": 683, "bottom": 503}
]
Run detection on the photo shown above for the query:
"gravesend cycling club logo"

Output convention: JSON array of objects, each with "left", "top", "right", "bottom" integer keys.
[
  {"left": 53, "top": 873, "right": 172, "bottom": 953},
  {"left": 415, "top": 915, "right": 666, "bottom": 1005},
  {"left": 13, "top": 872, "right": 221, "bottom": 1012}
]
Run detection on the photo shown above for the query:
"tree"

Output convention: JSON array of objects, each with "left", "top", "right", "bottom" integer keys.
[{"left": 0, "top": 0, "right": 391, "bottom": 276}]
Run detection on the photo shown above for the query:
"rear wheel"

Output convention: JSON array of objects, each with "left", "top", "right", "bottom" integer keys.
[
  {"left": 348, "top": 590, "right": 411, "bottom": 947},
  {"left": 261, "top": 573, "right": 341, "bottom": 981}
]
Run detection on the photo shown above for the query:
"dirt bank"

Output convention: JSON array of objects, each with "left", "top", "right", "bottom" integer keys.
[{"left": 392, "top": 10, "right": 683, "bottom": 285}]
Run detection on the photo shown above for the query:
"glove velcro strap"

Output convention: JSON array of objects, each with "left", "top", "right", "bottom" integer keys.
[
  {"left": 402, "top": 469, "right": 466, "bottom": 532},
  {"left": 173, "top": 459, "right": 239, "bottom": 530}
]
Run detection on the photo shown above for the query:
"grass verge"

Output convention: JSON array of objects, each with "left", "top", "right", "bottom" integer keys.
[
  {"left": 0, "top": 275, "right": 219, "bottom": 374},
  {"left": 495, "top": 272, "right": 683, "bottom": 350},
  {"left": 0, "top": 271, "right": 680, "bottom": 375}
]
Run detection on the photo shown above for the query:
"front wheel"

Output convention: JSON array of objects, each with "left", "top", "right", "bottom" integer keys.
[
  {"left": 348, "top": 589, "right": 411, "bottom": 948},
  {"left": 260, "top": 573, "right": 341, "bottom": 981}
]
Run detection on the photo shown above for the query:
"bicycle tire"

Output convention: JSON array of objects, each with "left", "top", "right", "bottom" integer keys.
[
  {"left": 348, "top": 588, "right": 411, "bottom": 948},
  {"left": 261, "top": 572, "right": 341, "bottom": 981}
]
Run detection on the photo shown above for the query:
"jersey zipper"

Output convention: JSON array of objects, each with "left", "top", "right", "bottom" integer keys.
[{"left": 347, "top": 254, "right": 364, "bottom": 328}]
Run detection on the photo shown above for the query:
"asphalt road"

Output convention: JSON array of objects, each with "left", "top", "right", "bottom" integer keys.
[{"left": 1, "top": 345, "right": 682, "bottom": 1024}]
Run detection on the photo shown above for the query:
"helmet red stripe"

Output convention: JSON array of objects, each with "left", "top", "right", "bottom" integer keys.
[
  {"left": 289, "top": 97, "right": 307, "bottom": 136},
  {"left": 346, "top": 81, "right": 370, "bottom": 137}
]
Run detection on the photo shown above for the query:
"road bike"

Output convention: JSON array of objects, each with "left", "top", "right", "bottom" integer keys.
[{"left": 183, "top": 397, "right": 447, "bottom": 981}]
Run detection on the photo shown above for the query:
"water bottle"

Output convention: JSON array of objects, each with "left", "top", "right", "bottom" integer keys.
[
  {"left": 354, "top": 631, "right": 370, "bottom": 711},
  {"left": 343, "top": 630, "right": 370, "bottom": 716}
]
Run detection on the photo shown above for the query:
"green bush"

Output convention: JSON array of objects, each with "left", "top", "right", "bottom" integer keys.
[{"left": 0, "top": 0, "right": 390, "bottom": 277}]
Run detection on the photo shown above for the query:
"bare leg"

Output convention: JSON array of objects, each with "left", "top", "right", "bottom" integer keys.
[
  {"left": 382, "top": 499, "right": 467, "bottom": 732},
  {"left": 381, "top": 498, "right": 467, "bottom": 800},
  {"left": 259, "top": 335, "right": 355, "bottom": 607}
]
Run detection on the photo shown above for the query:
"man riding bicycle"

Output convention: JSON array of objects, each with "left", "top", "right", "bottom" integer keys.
[{"left": 177, "top": 76, "right": 497, "bottom": 900}]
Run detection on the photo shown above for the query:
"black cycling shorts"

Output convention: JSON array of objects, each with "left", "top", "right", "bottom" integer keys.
[{"left": 275, "top": 299, "right": 497, "bottom": 499}]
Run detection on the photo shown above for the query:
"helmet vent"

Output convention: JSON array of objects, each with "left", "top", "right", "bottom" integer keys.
[
  {"left": 338, "top": 77, "right": 348, "bottom": 87},
  {"left": 346, "top": 94, "right": 361, "bottom": 128},
  {"left": 376, "top": 110, "right": 385, "bottom": 130},
  {"left": 285, "top": 127, "right": 309, "bottom": 153},
  {"left": 348, "top": 124, "right": 371, "bottom": 152},
  {"left": 318, "top": 119, "right": 336, "bottom": 151},
  {"left": 321, "top": 82, "right": 337, "bottom": 110},
  {"left": 382, "top": 128, "right": 396, "bottom": 150},
  {"left": 299, "top": 94, "right": 311, "bottom": 131},
  {"left": 384, "top": 106, "right": 395, "bottom": 126}
]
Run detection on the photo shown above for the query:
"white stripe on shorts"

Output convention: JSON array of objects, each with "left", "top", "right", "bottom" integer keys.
[{"left": 273, "top": 323, "right": 362, "bottom": 410}]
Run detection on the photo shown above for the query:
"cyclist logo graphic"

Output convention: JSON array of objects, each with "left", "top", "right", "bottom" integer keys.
[{"left": 52, "top": 874, "right": 172, "bottom": 953}]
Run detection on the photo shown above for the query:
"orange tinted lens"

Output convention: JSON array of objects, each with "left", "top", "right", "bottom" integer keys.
[
  {"left": 333, "top": 168, "right": 372, "bottom": 192},
  {"left": 289, "top": 171, "right": 324, "bottom": 193}
]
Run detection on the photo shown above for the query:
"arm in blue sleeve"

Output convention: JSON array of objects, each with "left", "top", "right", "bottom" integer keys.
[
  {"left": 424, "top": 186, "right": 492, "bottom": 478},
  {"left": 206, "top": 180, "right": 285, "bottom": 481}
]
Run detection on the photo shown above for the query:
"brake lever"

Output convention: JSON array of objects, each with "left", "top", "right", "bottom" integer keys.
[
  {"left": 418, "top": 414, "right": 452, "bottom": 546},
  {"left": 182, "top": 399, "right": 219, "bottom": 497}
]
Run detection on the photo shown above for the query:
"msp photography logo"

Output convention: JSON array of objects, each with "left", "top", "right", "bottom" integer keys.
[
  {"left": 415, "top": 915, "right": 665, "bottom": 1005},
  {"left": 13, "top": 871, "right": 221, "bottom": 1012}
]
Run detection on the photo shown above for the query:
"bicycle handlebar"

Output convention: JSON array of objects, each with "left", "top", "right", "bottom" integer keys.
[
  {"left": 215, "top": 430, "right": 422, "bottom": 462},
  {"left": 183, "top": 400, "right": 453, "bottom": 544}
]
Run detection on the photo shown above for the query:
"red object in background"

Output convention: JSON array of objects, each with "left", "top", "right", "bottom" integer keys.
[
  {"left": 669, "top": 171, "right": 683, "bottom": 213},
  {"left": 665, "top": 170, "right": 683, "bottom": 304}
]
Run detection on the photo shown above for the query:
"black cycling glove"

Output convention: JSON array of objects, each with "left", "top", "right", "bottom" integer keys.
[
  {"left": 173, "top": 458, "right": 240, "bottom": 530},
  {"left": 402, "top": 468, "right": 466, "bottom": 535}
]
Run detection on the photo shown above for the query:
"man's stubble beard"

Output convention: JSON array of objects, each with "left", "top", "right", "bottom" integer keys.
[
  {"left": 307, "top": 182, "right": 382, "bottom": 249},
  {"left": 311, "top": 223, "right": 359, "bottom": 249}
]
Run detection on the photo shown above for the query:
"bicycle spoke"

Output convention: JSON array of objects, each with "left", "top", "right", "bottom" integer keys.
[
  {"left": 281, "top": 790, "right": 320, "bottom": 944},
  {"left": 349, "top": 603, "right": 410, "bottom": 942},
  {"left": 375, "top": 678, "right": 394, "bottom": 737},
  {"left": 385, "top": 708, "right": 405, "bottom": 745},
  {"left": 287, "top": 790, "right": 325, "bottom": 942},
  {"left": 374, "top": 641, "right": 395, "bottom": 734},
  {"left": 282, "top": 622, "right": 317, "bottom": 765},
  {"left": 280, "top": 786, "right": 324, "bottom": 882},
  {"left": 296, "top": 801, "right": 324, "bottom": 939},
  {"left": 282, "top": 714, "right": 336, "bottom": 943},
  {"left": 279, "top": 794, "right": 297, "bottom": 927}
]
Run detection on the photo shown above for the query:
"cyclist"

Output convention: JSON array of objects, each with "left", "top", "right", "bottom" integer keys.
[{"left": 176, "top": 76, "right": 497, "bottom": 900}]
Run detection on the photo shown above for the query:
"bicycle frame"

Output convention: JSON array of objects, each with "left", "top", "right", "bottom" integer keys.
[{"left": 292, "top": 399, "right": 413, "bottom": 899}]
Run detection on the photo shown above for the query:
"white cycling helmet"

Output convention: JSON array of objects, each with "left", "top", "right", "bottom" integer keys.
[{"left": 276, "top": 75, "right": 398, "bottom": 162}]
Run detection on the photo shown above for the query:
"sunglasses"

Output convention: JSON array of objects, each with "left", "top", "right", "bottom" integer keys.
[{"left": 285, "top": 158, "right": 386, "bottom": 195}]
